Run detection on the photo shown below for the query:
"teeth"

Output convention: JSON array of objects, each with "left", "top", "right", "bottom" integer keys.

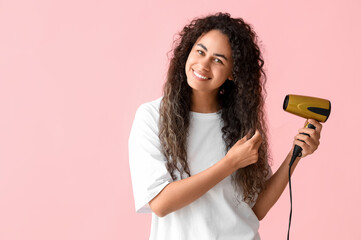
[{"left": 194, "top": 70, "right": 208, "bottom": 79}]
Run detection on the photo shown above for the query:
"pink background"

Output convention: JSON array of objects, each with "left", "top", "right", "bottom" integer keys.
[{"left": 0, "top": 0, "right": 360, "bottom": 239}]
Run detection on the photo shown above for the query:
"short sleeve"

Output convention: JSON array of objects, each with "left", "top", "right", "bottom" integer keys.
[{"left": 128, "top": 102, "right": 173, "bottom": 213}]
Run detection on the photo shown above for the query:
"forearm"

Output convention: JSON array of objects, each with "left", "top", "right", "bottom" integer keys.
[
  {"left": 149, "top": 157, "right": 234, "bottom": 217},
  {"left": 252, "top": 150, "right": 301, "bottom": 220}
]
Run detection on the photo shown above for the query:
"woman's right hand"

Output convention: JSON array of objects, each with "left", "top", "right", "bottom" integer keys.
[{"left": 223, "top": 129, "right": 263, "bottom": 171}]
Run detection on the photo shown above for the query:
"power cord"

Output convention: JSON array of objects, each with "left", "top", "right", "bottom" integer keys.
[
  {"left": 287, "top": 164, "right": 293, "bottom": 240},
  {"left": 287, "top": 123, "right": 315, "bottom": 240}
]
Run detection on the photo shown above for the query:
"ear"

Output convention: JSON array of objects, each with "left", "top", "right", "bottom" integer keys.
[{"left": 228, "top": 74, "right": 234, "bottom": 81}]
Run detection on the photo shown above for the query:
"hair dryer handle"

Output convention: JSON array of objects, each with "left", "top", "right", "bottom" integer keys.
[
  {"left": 306, "top": 123, "right": 316, "bottom": 130},
  {"left": 289, "top": 123, "right": 316, "bottom": 166}
]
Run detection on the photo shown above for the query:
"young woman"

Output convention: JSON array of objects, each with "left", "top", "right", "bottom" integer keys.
[{"left": 129, "top": 12, "right": 322, "bottom": 240}]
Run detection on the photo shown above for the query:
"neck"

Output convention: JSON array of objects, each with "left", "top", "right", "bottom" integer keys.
[{"left": 191, "top": 90, "right": 220, "bottom": 113}]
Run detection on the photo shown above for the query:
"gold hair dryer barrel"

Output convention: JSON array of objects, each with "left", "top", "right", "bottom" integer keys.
[{"left": 283, "top": 94, "right": 331, "bottom": 122}]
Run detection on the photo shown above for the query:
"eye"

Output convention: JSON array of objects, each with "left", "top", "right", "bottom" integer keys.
[
  {"left": 197, "top": 49, "right": 205, "bottom": 55},
  {"left": 214, "top": 58, "right": 223, "bottom": 64}
]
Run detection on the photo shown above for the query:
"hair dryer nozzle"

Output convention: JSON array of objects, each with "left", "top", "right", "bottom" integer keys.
[{"left": 283, "top": 94, "right": 331, "bottom": 122}]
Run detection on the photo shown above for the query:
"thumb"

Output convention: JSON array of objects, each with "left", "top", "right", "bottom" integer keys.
[{"left": 249, "top": 129, "right": 263, "bottom": 148}]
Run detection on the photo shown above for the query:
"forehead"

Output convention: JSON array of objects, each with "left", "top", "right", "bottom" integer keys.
[{"left": 194, "top": 29, "right": 232, "bottom": 54}]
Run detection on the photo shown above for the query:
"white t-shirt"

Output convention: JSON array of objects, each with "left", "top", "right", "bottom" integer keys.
[{"left": 129, "top": 97, "right": 261, "bottom": 240}]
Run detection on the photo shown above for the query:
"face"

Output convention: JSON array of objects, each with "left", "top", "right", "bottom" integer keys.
[{"left": 185, "top": 29, "right": 233, "bottom": 94}]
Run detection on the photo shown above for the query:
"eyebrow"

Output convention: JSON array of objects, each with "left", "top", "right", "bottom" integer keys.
[{"left": 197, "top": 43, "right": 228, "bottom": 61}]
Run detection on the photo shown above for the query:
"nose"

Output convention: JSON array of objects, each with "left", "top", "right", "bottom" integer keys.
[{"left": 198, "top": 56, "right": 211, "bottom": 71}]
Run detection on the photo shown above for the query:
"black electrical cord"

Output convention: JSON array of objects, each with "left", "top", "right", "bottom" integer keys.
[
  {"left": 287, "top": 123, "right": 315, "bottom": 240},
  {"left": 287, "top": 157, "right": 295, "bottom": 240}
]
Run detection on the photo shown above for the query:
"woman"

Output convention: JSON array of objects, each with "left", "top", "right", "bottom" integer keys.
[{"left": 129, "top": 12, "right": 322, "bottom": 240}]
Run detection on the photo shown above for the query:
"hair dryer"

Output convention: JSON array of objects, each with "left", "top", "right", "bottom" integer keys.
[
  {"left": 283, "top": 94, "right": 331, "bottom": 240},
  {"left": 283, "top": 94, "right": 331, "bottom": 166}
]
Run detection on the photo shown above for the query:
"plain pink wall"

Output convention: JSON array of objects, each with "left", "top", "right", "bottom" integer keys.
[{"left": 0, "top": 0, "right": 360, "bottom": 239}]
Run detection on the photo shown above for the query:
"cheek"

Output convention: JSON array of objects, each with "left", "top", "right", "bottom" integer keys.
[
  {"left": 214, "top": 66, "right": 231, "bottom": 78},
  {"left": 185, "top": 58, "right": 190, "bottom": 72},
  {"left": 186, "top": 53, "right": 194, "bottom": 63},
  {"left": 221, "top": 66, "right": 233, "bottom": 79},
  {"left": 185, "top": 54, "right": 195, "bottom": 72}
]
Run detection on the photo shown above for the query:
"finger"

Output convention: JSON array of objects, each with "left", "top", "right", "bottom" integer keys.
[
  {"left": 245, "top": 130, "right": 253, "bottom": 140},
  {"left": 294, "top": 133, "right": 309, "bottom": 142},
  {"left": 298, "top": 127, "right": 317, "bottom": 136},
  {"left": 295, "top": 133, "right": 318, "bottom": 147},
  {"left": 236, "top": 135, "right": 248, "bottom": 145},
  {"left": 250, "top": 129, "right": 263, "bottom": 148},
  {"left": 298, "top": 126, "right": 321, "bottom": 139},
  {"left": 306, "top": 119, "right": 323, "bottom": 133},
  {"left": 254, "top": 134, "right": 263, "bottom": 149},
  {"left": 298, "top": 127, "right": 321, "bottom": 142},
  {"left": 294, "top": 135, "right": 319, "bottom": 157},
  {"left": 294, "top": 139, "right": 311, "bottom": 157},
  {"left": 249, "top": 129, "right": 261, "bottom": 143}
]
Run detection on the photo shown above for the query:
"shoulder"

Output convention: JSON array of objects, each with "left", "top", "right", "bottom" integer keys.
[
  {"left": 135, "top": 97, "right": 162, "bottom": 118},
  {"left": 135, "top": 97, "right": 163, "bottom": 122},
  {"left": 132, "top": 96, "right": 163, "bottom": 132}
]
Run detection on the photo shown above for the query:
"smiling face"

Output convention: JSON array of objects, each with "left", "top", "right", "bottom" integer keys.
[{"left": 185, "top": 29, "right": 233, "bottom": 95}]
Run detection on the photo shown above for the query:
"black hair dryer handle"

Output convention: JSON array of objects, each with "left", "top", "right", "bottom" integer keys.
[{"left": 289, "top": 123, "right": 316, "bottom": 167}]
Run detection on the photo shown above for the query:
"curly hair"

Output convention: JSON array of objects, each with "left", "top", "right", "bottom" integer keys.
[{"left": 158, "top": 12, "right": 270, "bottom": 203}]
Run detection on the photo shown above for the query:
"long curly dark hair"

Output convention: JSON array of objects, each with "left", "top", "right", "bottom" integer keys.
[{"left": 159, "top": 12, "right": 270, "bottom": 203}]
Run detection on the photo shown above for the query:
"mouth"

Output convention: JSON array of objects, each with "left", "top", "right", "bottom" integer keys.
[{"left": 192, "top": 69, "right": 210, "bottom": 80}]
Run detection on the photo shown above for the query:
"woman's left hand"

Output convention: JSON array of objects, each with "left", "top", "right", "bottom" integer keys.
[{"left": 293, "top": 119, "right": 323, "bottom": 158}]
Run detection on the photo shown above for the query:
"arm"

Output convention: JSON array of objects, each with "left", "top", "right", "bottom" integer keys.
[
  {"left": 252, "top": 150, "right": 300, "bottom": 220},
  {"left": 149, "top": 157, "right": 234, "bottom": 217},
  {"left": 252, "top": 119, "right": 322, "bottom": 220},
  {"left": 149, "top": 130, "right": 263, "bottom": 217}
]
